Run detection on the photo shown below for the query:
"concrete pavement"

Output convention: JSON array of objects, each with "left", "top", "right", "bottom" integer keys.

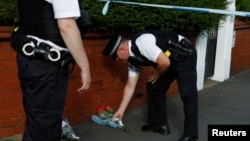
[{"left": 73, "top": 69, "right": 250, "bottom": 141}]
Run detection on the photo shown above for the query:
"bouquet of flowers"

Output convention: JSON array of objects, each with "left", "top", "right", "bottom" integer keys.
[{"left": 91, "top": 104, "right": 131, "bottom": 132}]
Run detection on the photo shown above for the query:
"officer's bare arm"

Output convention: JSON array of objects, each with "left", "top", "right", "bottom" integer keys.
[
  {"left": 57, "top": 18, "right": 91, "bottom": 92},
  {"left": 112, "top": 76, "right": 139, "bottom": 120},
  {"left": 155, "top": 52, "right": 170, "bottom": 74},
  {"left": 148, "top": 52, "right": 170, "bottom": 83}
]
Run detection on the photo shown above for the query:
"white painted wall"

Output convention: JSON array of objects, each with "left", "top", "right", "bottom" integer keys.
[
  {"left": 209, "top": 0, "right": 235, "bottom": 82},
  {"left": 196, "top": 32, "right": 208, "bottom": 90},
  {"left": 196, "top": 0, "right": 236, "bottom": 89}
]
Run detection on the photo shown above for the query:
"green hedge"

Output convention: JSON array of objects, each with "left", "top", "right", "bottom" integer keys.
[
  {"left": 236, "top": 0, "right": 250, "bottom": 23},
  {"left": 0, "top": 0, "right": 18, "bottom": 25},
  {"left": 0, "top": 0, "right": 232, "bottom": 35},
  {"left": 83, "top": 0, "right": 229, "bottom": 35}
]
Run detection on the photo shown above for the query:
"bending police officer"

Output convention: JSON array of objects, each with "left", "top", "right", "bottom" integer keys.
[{"left": 103, "top": 30, "right": 198, "bottom": 141}]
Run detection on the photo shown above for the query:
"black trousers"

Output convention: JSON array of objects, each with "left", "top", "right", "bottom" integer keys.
[
  {"left": 146, "top": 45, "right": 198, "bottom": 137},
  {"left": 17, "top": 53, "right": 70, "bottom": 141}
]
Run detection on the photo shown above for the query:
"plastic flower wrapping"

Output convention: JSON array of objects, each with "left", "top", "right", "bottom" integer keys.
[
  {"left": 61, "top": 118, "right": 80, "bottom": 141},
  {"left": 91, "top": 104, "right": 131, "bottom": 132}
]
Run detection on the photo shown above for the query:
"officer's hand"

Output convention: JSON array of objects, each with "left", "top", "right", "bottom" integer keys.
[
  {"left": 148, "top": 70, "right": 160, "bottom": 84},
  {"left": 77, "top": 70, "right": 91, "bottom": 93},
  {"left": 112, "top": 111, "right": 124, "bottom": 121}
]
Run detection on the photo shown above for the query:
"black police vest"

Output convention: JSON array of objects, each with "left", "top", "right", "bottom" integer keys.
[
  {"left": 128, "top": 30, "right": 179, "bottom": 68},
  {"left": 17, "top": 0, "right": 65, "bottom": 47}
]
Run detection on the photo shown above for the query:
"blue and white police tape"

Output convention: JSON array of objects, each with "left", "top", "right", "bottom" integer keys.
[{"left": 98, "top": 0, "right": 250, "bottom": 17}]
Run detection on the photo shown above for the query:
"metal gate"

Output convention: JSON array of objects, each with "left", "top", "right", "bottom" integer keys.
[{"left": 204, "top": 29, "right": 217, "bottom": 78}]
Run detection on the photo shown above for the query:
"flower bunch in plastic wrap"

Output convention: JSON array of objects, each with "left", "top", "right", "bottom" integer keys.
[
  {"left": 97, "top": 104, "right": 114, "bottom": 120},
  {"left": 92, "top": 104, "right": 131, "bottom": 132}
]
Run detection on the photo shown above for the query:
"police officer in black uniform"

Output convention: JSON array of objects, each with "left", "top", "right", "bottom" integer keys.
[
  {"left": 13, "top": 0, "right": 91, "bottom": 140},
  {"left": 103, "top": 30, "right": 198, "bottom": 141}
]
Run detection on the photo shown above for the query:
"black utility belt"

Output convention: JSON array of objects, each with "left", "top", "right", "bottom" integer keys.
[
  {"left": 11, "top": 31, "right": 74, "bottom": 67},
  {"left": 23, "top": 35, "right": 69, "bottom": 62},
  {"left": 166, "top": 38, "right": 193, "bottom": 62}
]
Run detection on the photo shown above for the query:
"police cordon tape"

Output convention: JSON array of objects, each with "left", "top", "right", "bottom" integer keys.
[{"left": 97, "top": 0, "right": 250, "bottom": 17}]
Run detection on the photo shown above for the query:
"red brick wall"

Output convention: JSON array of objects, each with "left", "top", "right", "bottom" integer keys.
[
  {"left": 0, "top": 41, "right": 25, "bottom": 137},
  {"left": 0, "top": 30, "right": 178, "bottom": 137},
  {"left": 231, "top": 19, "right": 250, "bottom": 74}
]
